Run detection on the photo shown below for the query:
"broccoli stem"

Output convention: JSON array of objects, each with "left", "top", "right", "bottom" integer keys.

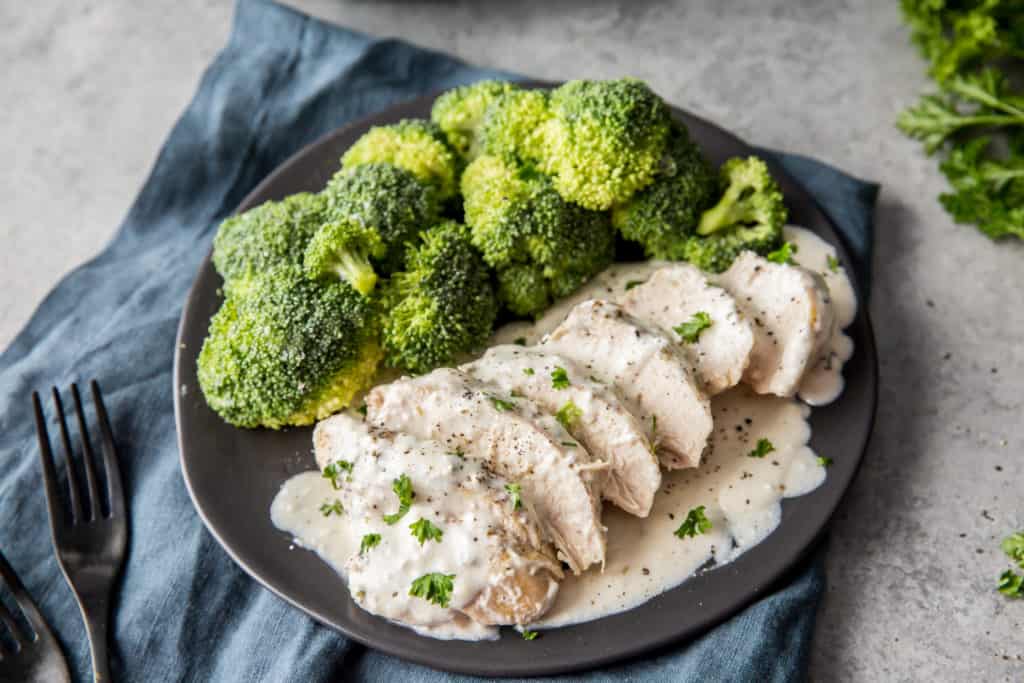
[
  {"left": 697, "top": 183, "right": 749, "bottom": 236},
  {"left": 334, "top": 250, "right": 378, "bottom": 295}
]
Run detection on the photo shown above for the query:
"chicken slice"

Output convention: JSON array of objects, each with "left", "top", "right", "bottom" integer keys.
[
  {"left": 713, "top": 252, "right": 836, "bottom": 396},
  {"left": 617, "top": 263, "right": 755, "bottom": 396},
  {"left": 462, "top": 346, "right": 661, "bottom": 517},
  {"left": 312, "top": 413, "right": 563, "bottom": 631},
  {"left": 541, "top": 299, "right": 713, "bottom": 470},
  {"left": 365, "top": 368, "right": 606, "bottom": 574}
]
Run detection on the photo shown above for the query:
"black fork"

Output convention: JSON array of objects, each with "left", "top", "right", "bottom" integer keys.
[
  {"left": 33, "top": 381, "right": 128, "bottom": 683},
  {"left": 0, "top": 548, "right": 70, "bottom": 683}
]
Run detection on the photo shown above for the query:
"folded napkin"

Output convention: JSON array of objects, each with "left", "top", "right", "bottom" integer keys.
[{"left": 0, "top": 0, "right": 878, "bottom": 680}]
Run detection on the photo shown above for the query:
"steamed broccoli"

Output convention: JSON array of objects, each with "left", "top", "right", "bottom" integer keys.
[
  {"left": 684, "top": 156, "right": 786, "bottom": 272},
  {"left": 381, "top": 221, "right": 498, "bottom": 374},
  {"left": 612, "top": 124, "right": 720, "bottom": 259},
  {"left": 341, "top": 119, "right": 459, "bottom": 200},
  {"left": 478, "top": 88, "right": 552, "bottom": 162},
  {"left": 431, "top": 80, "right": 519, "bottom": 160},
  {"left": 303, "top": 220, "right": 384, "bottom": 295},
  {"left": 197, "top": 265, "right": 381, "bottom": 429},
  {"left": 536, "top": 79, "right": 671, "bottom": 210},
  {"left": 322, "top": 164, "right": 439, "bottom": 274},
  {"left": 462, "top": 154, "right": 615, "bottom": 316},
  {"left": 212, "top": 193, "right": 327, "bottom": 284}
]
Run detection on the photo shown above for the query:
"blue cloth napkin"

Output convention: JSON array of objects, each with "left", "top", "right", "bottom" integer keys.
[{"left": 0, "top": 1, "right": 878, "bottom": 680}]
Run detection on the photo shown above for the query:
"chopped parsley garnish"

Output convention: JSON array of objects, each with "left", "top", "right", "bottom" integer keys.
[
  {"left": 322, "top": 461, "right": 353, "bottom": 489},
  {"left": 382, "top": 474, "right": 414, "bottom": 525},
  {"left": 766, "top": 241, "right": 798, "bottom": 265},
  {"left": 514, "top": 337, "right": 527, "bottom": 346},
  {"left": 523, "top": 367, "right": 535, "bottom": 376},
  {"left": 675, "top": 506, "right": 712, "bottom": 539},
  {"left": 359, "top": 533, "right": 381, "bottom": 555},
  {"left": 551, "top": 366, "right": 570, "bottom": 389},
  {"left": 409, "top": 518, "right": 444, "bottom": 545},
  {"left": 319, "top": 499, "right": 344, "bottom": 517},
  {"left": 357, "top": 403, "right": 368, "bottom": 416},
  {"left": 561, "top": 441, "right": 578, "bottom": 448},
  {"left": 817, "top": 456, "right": 833, "bottom": 467},
  {"left": 555, "top": 400, "right": 583, "bottom": 430},
  {"left": 673, "top": 311, "right": 712, "bottom": 343},
  {"left": 651, "top": 415, "right": 657, "bottom": 434},
  {"left": 624, "top": 280, "right": 643, "bottom": 291},
  {"left": 521, "top": 629, "right": 539, "bottom": 640},
  {"left": 748, "top": 438, "right": 775, "bottom": 458},
  {"left": 505, "top": 483, "right": 522, "bottom": 511},
  {"left": 409, "top": 572, "right": 455, "bottom": 608},
  {"left": 827, "top": 254, "right": 839, "bottom": 273},
  {"left": 997, "top": 570, "right": 1023, "bottom": 598},
  {"left": 489, "top": 395, "right": 516, "bottom": 412},
  {"left": 1002, "top": 532, "right": 1024, "bottom": 568}
]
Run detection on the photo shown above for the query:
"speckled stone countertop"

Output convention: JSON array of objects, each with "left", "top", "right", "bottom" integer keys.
[{"left": 4, "top": 1, "right": 1021, "bottom": 679}]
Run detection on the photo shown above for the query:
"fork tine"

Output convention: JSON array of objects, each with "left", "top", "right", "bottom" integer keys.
[
  {"left": 52, "top": 388, "right": 83, "bottom": 525},
  {"left": 71, "top": 384, "right": 103, "bottom": 521},
  {"left": 90, "top": 381, "right": 124, "bottom": 518},
  {"left": 33, "top": 392, "right": 68, "bottom": 531},
  {"left": 0, "top": 550, "right": 39, "bottom": 645}
]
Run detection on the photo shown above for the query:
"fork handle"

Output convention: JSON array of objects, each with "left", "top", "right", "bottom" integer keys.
[{"left": 79, "top": 600, "right": 113, "bottom": 682}]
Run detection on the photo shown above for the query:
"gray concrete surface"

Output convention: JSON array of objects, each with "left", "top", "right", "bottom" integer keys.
[{"left": 3, "top": 1, "right": 1022, "bottom": 680}]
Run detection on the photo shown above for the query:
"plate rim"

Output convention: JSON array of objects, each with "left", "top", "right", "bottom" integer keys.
[{"left": 173, "top": 83, "right": 878, "bottom": 677}]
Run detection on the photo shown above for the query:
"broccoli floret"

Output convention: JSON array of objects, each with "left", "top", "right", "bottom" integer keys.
[
  {"left": 197, "top": 265, "right": 381, "bottom": 429},
  {"left": 303, "top": 220, "right": 384, "bottom": 295},
  {"left": 322, "top": 164, "right": 439, "bottom": 274},
  {"left": 682, "top": 157, "right": 787, "bottom": 272},
  {"left": 612, "top": 124, "right": 719, "bottom": 258},
  {"left": 462, "top": 154, "right": 615, "bottom": 316},
  {"left": 537, "top": 79, "right": 671, "bottom": 210},
  {"left": 341, "top": 119, "right": 459, "bottom": 200},
  {"left": 478, "top": 88, "right": 552, "bottom": 162},
  {"left": 381, "top": 221, "right": 498, "bottom": 375},
  {"left": 212, "top": 193, "right": 327, "bottom": 283},
  {"left": 431, "top": 80, "right": 519, "bottom": 160}
]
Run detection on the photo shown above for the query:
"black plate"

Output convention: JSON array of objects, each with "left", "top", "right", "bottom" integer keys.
[{"left": 173, "top": 84, "right": 878, "bottom": 678}]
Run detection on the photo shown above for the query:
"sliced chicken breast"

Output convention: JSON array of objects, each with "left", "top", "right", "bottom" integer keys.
[
  {"left": 540, "top": 299, "right": 713, "bottom": 470},
  {"left": 618, "top": 263, "right": 755, "bottom": 395},
  {"left": 462, "top": 346, "right": 661, "bottom": 517},
  {"left": 713, "top": 252, "right": 836, "bottom": 397},
  {"left": 365, "top": 368, "right": 606, "bottom": 574},
  {"left": 313, "top": 413, "right": 563, "bottom": 630}
]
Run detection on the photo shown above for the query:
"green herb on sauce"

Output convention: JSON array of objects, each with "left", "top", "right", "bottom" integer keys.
[
  {"left": 523, "top": 367, "right": 535, "bottom": 376},
  {"left": 514, "top": 337, "right": 527, "bottom": 346},
  {"left": 624, "top": 280, "right": 643, "bottom": 291},
  {"left": 673, "top": 311, "right": 712, "bottom": 343},
  {"left": 322, "top": 461, "right": 353, "bottom": 489},
  {"left": 551, "top": 367, "right": 570, "bottom": 389},
  {"left": 766, "top": 242, "right": 798, "bottom": 265},
  {"left": 675, "top": 505, "right": 712, "bottom": 539},
  {"left": 359, "top": 533, "right": 381, "bottom": 555},
  {"left": 488, "top": 395, "right": 516, "bottom": 412},
  {"left": 409, "top": 572, "right": 455, "bottom": 608},
  {"left": 556, "top": 400, "right": 583, "bottom": 430},
  {"left": 382, "top": 474, "right": 414, "bottom": 525},
  {"left": 409, "top": 518, "right": 444, "bottom": 545},
  {"left": 748, "top": 438, "right": 775, "bottom": 458},
  {"left": 827, "top": 254, "right": 839, "bottom": 273},
  {"left": 817, "top": 456, "right": 833, "bottom": 467},
  {"left": 521, "top": 629, "right": 539, "bottom": 640},
  {"left": 319, "top": 499, "right": 344, "bottom": 517},
  {"left": 505, "top": 483, "right": 522, "bottom": 511}
]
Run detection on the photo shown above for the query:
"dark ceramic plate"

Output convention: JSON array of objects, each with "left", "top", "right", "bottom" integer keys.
[{"left": 173, "top": 84, "right": 877, "bottom": 678}]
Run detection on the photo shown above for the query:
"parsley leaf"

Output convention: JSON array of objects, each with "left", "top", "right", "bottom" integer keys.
[
  {"left": 673, "top": 311, "right": 713, "bottom": 343},
  {"left": 827, "top": 254, "right": 839, "bottom": 273},
  {"left": 551, "top": 366, "right": 570, "bottom": 389},
  {"left": 817, "top": 456, "right": 834, "bottom": 467},
  {"left": 409, "top": 572, "right": 455, "bottom": 608},
  {"left": 409, "top": 518, "right": 444, "bottom": 545},
  {"left": 766, "top": 242, "right": 798, "bottom": 264},
  {"left": 624, "top": 280, "right": 643, "bottom": 291},
  {"left": 1002, "top": 532, "right": 1024, "bottom": 568},
  {"left": 561, "top": 441, "right": 578, "bottom": 448},
  {"left": 488, "top": 395, "right": 516, "bottom": 412},
  {"left": 521, "top": 629, "right": 539, "bottom": 640},
  {"left": 505, "top": 483, "right": 522, "bottom": 511},
  {"left": 322, "top": 461, "right": 352, "bottom": 489},
  {"left": 997, "top": 569, "right": 1023, "bottom": 598},
  {"left": 357, "top": 404, "right": 368, "bottom": 416},
  {"left": 523, "top": 367, "right": 535, "bottom": 376},
  {"left": 359, "top": 533, "right": 381, "bottom": 555},
  {"left": 514, "top": 337, "right": 527, "bottom": 346},
  {"left": 319, "top": 499, "right": 344, "bottom": 517},
  {"left": 675, "top": 506, "right": 712, "bottom": 539},
  {"left": 555, "top": 400, "right": 583, "bottom": 431},
  {"left": 748, "top": 438, "right": 775, "bottom": 458},
  {"left": 382, "top": 474, "right": 414, "bottom": 525}
]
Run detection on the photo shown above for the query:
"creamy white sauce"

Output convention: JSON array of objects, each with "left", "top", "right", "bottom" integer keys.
[{"left": 271, "top": 226, "right": 857, "bottom": 640}]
